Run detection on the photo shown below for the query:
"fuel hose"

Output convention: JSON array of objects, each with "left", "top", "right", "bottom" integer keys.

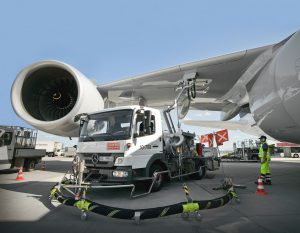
[{"left": 50, "top": 184, "right": 237, "bottom": 221}]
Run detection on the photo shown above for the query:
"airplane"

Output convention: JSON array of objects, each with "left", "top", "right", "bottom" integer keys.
[{"left": 10, "top": 30, "right": 300, "bottom": 144}]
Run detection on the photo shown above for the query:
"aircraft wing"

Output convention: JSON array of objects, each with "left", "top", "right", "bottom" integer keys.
[
  {"left": 182, "top": 118, "right": 277, "bottom": 140},
  {"left": 182, "top": 119, "right": 248, "bottom": 130},
  {"left": 98, "top": 34, "right": 291, "bottom": 119}
]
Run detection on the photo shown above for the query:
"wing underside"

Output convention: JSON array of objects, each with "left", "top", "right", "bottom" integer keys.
[{"left": 182, "top": 119, "right": 247, "bottom": 130}]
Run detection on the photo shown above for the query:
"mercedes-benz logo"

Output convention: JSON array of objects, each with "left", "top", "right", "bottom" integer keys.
[{"left": 91, "top": 154, "right": 99, "bottom": 164}]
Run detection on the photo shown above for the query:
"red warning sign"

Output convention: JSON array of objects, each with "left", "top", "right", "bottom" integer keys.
[{"left": 107, "top": 142, "right": 120, "bottom": 150}]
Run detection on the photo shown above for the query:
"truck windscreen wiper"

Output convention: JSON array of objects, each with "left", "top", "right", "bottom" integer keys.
[{"left": 83, "top": 136, "right": 95, "bottom": 142}]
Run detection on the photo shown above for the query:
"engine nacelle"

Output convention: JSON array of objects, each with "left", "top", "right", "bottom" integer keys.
[
  {"left": 11, "top": 60, "right": 104, "bottom": 137},
  {"left": 249, "top": 31, "right": 300, "bottom": 143}
]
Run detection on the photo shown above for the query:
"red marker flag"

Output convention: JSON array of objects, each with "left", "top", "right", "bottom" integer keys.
[
  {"left": 215, "top": 129, "right": 229, "bottom": 145},
  {"left": 200, "top": 134, "right": 214, "bottom": 147},
  {"left": 200, "top": 134, "right": 208, "bottom": 143}
]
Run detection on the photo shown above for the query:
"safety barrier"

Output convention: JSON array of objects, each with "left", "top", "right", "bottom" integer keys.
[{"left": 49, "top": 183, "right": 238, "bottom": 222}]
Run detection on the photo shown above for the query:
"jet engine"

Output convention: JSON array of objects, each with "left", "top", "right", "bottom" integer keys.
[
  {"left": 248, "top": 31, "right": 300, "bottom": 143},
  {"left": 11, "top": 60, "right": 104, "bottom": 136}
]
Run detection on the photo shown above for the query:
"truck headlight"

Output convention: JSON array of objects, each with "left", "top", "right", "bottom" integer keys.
[
  {"left": 115, "top": 157, "right": 124, "bottom": 164},
  {"left": 112, "top": 170, "right": 128, "bottom": 178}
]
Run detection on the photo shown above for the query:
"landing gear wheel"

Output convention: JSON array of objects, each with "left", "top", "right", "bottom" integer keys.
[{"left": 149, "top": 164, "right": 164, "bottom": 192}]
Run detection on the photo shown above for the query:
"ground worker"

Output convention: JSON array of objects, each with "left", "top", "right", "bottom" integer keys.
[{"left": 257, "top": 135, "right": 272, "bottom": 185}]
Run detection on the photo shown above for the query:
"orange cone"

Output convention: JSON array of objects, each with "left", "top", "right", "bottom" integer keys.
[
  {"left": 16, "top": 167, "right": 24, "bottom": 181},
  {"left": 256, "top": 176, "right": 267, "bottom": 195},
  {"left": 42, "top": 161, "right": 46, "bottom": 171}
]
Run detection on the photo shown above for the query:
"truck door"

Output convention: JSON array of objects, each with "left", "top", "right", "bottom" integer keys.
[{"left": 133, "top": 110, "right": 162, "bottom": 156}]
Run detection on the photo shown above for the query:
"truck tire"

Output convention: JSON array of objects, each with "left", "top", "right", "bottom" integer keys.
[
  {"left": 149, "top": 164, "right": 164, "bottom": 192},
  {"left": 24, "top": 159, "right": 36, "bottom": 172},
  {"left": 192, "top": 161, "right": 206, "bottom": 180}
]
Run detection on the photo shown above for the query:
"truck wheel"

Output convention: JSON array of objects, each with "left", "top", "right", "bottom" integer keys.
[
  {"left": 192, "top": 162, "right": 205, "bottom": 180},
  {"left": 149, "top": 164, "right": 164, "bottom": 192},
  {"left": 24, "top": 159, "right": 36, "bottom": 172}
]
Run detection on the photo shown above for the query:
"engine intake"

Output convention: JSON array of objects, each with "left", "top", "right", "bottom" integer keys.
[
  {"left": 11, "top": 60, "right": 104, "bottom": 136},
  {"left": 22, "top": 67, "right": 78, "bottom": 121}
]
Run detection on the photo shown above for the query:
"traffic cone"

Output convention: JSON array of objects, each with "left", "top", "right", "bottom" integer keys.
[
  {"left": 42, "top": 161, "right": 46, "bottom": 171},
  {"left": 16, "top": 167, "right": 24, "bottom": 181},
  {"left": 255, "top": 176, "right": 267, "bottom": 195}
]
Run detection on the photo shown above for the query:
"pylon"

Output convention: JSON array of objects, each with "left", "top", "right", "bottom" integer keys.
[
  {"left": 255, "top": 176, "right": 267, "bottom": 195},
  {"left": 42, "top": 161, "right": 46, "bottom": 171},
  {"left": 16, "top": 167, "right": 24, "bottom": 181}
]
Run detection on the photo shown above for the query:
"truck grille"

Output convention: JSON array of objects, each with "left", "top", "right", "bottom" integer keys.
[{"left": 83, "top": 153, "right": 123, "bottom": 168}]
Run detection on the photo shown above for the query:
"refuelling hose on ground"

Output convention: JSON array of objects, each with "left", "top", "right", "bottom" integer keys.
[{"left": 50, "top": 184, "right": 237, "bottom": 220}]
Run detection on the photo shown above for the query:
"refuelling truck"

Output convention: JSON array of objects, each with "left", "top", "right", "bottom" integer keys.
[
  {"left": 76, "top": 101, "right": 208, "bottom": 192},
  {"left": 73, "top": 80, "right": 212, "bottom": 193}
]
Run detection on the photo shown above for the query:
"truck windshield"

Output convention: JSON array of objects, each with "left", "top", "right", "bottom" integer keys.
[{"left": 79, "top": 109, "right": 133, "bottom": 142}]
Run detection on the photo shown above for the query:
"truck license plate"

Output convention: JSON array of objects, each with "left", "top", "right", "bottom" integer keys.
[{"left": 99, "top": 156, "right": 114, "bottom": 162}]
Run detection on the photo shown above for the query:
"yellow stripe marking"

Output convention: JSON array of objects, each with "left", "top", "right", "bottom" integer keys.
[
  {"left": 107, "top": 209, "right": 120, "bottom": 217},
  {"left": 160, "top": 207, "right": 170, "bottom": 217},
  {"left": 205, "top": 201, "right": 211, "bottom": 209}
]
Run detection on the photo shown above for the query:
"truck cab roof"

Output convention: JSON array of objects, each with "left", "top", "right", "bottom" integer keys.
[{"left": 87, "top": 105, "right": 158, "bottom": 116}]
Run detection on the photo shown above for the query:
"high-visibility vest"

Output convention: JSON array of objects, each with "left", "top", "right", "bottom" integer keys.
[{"left": 259, "top": 143, "right": 271, "bottom": 162}]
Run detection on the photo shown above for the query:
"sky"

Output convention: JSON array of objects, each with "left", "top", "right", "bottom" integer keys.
[{"left": 1, "top": 0, "right": 300, "bottom": 150}]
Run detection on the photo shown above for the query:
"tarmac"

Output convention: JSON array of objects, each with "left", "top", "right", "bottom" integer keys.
[{"left": 0, "top": 157, "right": 300, "bottom": 233}]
